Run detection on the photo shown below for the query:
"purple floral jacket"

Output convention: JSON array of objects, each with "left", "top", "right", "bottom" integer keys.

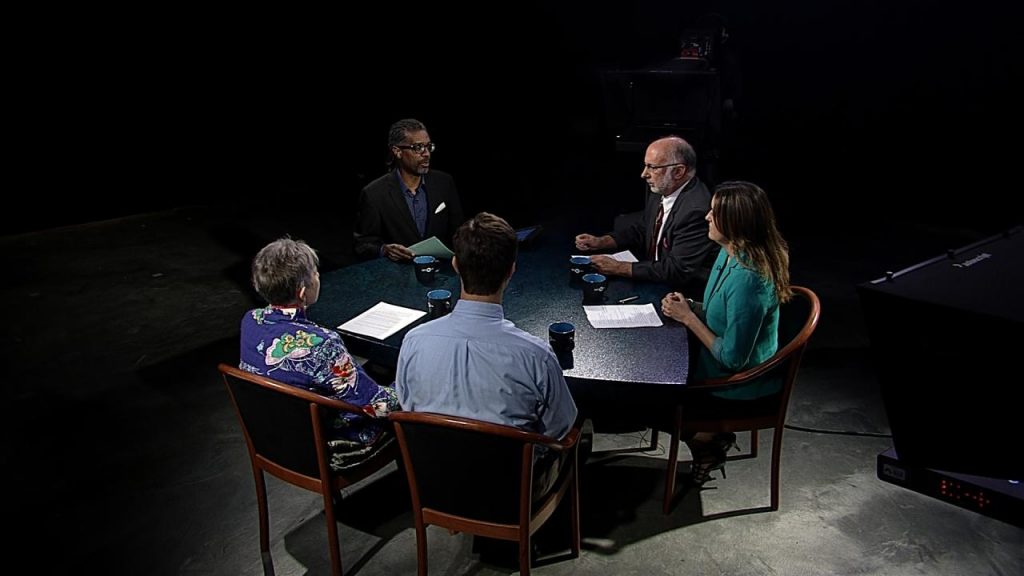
[{"left": 239, "top": 306, "right": 398, "bottom": 445}]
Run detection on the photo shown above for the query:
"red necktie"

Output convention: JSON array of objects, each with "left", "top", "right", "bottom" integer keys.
[{"left": 649, "top": 203, "right": 664, "bottom": 260}]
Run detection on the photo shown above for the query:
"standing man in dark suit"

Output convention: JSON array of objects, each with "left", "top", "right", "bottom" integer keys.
[
  {"left": 574, "top": 136, "right": 716, "bottom": 294},
  {"left": 354, "top": 119, "right": 465, "bottom": 261}
]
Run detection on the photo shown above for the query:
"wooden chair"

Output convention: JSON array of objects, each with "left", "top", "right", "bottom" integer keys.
[
  {"left": 219, "top": 363, "right": 398, "bottom": 576},
  {"left": 389, "top": 412, "right": 581, "bottom": 576},
  {"left": 662, "top": 285, "right": 821, "bottom": 514}
]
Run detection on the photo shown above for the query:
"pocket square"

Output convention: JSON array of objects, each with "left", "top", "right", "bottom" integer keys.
[{"left": 434, "top": 202, "right": 446, "bottom": 214}]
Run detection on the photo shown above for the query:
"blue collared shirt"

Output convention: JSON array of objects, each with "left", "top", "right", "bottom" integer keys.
[
  {"left": 396, "top": 299, "right": 578, "bottom": 439},
  {"left": 395, "top": 170, "right": 428, "bottom": 238}
]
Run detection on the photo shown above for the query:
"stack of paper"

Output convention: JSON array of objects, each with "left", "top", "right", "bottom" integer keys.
[
  {"left": 338, "top": 302, "right": 426, "bottom": 340},
  {"left": 583, "top": 303, "right": 663, "bottom": 329},
  {"left": 571, "top": 250, "right": 638, "bottom": 263}
]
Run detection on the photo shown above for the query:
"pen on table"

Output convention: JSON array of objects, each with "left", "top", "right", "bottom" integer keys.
[{"left": 617, "top": 296, "right": 639, "bottom": 304}]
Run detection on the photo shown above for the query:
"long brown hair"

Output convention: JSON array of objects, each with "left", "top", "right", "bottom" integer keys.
[{"left": 712, "top": 181, "right": 792, "bottom": 302}]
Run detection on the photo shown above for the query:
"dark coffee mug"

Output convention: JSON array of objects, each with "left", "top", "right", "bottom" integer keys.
[
  {"left": 569, "top": 256, "right": 592, "bottom": 283},
  {"left": 548, "top": 322, "right": 575, "bottom": 353},
  {"left": 414, "top": 255, "right": 439, "bottom": 284},
  {"left": 555, "top": 349, "right": 574, "bottom": 370},
  {"left": 582, "top": 273, "right": 608, "bottom": 304},
  {"left": 427, "top": 289, "right": 452, "bottom": 319}
]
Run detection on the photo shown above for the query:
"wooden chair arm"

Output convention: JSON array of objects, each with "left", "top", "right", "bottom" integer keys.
[
  {"left": 685, "top": 285, "right": 820, "bottom": 392},
  {"left": 218, "top": 363, "right": 368, "bottom": 416},
  {"left": 549, "top": 425, "right": 581, "bottom": 451},
  {"left": 389, "top": 411, "right": 579, "bottom": 450}
]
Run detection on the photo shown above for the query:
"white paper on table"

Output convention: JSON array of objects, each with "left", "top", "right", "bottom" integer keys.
[
  {"left": 338, "top": 302, "right": 427, "bottom": 340},
  {"left": 572, "top": 250, "right": 638, "bottom": 263},
  {"left": 583, "top": 303, "right": 663, "bottom": 329}
]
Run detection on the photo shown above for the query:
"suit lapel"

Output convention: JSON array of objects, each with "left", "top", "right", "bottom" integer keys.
[
  {"left": 648, "top": 177, "right": 698, "bottom": 255},
  {"left": 422, "top": 174, "right": 441, "bottom": 236},
  {"left": 638, "top": 194, "right": 658, "bottom": 257},
  {"left": 386, "top": 173, "right": 422, "bottom": 240},
  {"left": 423, "top": 174, "right": 440, "bottom": 214},
  {"left": 708, "top": 255, "right": 737, "bottom": 304},
  {"left": 663, "top": 177, "right": 697, "bottom": 230}
]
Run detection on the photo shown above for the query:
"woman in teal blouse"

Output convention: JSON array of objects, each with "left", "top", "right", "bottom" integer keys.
[{"left": 661, "top": 181, "right": 792, "bottom": 483}]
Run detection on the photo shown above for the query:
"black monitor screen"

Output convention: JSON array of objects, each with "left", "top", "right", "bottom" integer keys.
[{"left": 857, "top": 228, "right": 1024, "bottom": 479}]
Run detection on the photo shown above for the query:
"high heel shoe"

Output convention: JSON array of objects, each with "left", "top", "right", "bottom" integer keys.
[{"left": 690, "top": 432, "right": 739, "bottom": 485}]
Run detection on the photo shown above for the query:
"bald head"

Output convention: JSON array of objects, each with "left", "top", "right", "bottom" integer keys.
[
  {"left": 650, "top": 136, "right": 696, "bottom": 170},
  {"left": 642, "top": 136, "right": 697, "bottom": 195}
]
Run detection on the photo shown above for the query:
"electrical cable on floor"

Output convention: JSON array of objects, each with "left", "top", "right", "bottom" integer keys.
[
  {"left": 783, "top": 423, "right": 892, "bottom": 438},
  {"left": 637, "top": 429, "right": 666, "bottom": 456},
  {"left": 592, "top": 429, "right": 667, "bottom": 457},
  {"left": 598, "top": 425, "right": 891, "bottom": 454}
]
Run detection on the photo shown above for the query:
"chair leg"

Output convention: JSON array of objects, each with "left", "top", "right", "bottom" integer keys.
[
  {"left": 322, "top": 488, "right": 343, "bottom": 576},
  {"left": 415, "top": 523, "right": 428, "bottom": 576},
  {"left": 770, "top": 427, "right": 783, "bottom": 511},
  {"left": 519, "top": 528, "right": 531, "bottom": 576},
  {"left": 253, "top": 469, "right": 276, "bottom": 576},
  {"left": 569, "top": 464, "right": 581, "bottom": 558},
  {"left": 750, "top": 429, "right": 759, "bottom": 458}
]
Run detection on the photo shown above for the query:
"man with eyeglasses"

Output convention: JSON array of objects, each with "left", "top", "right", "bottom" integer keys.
[
  {"left": 574, "top": 136, "right": 715, "bottom": 294},
  {"left": 354, "top": 118, "right": 465, "bottom": 261}
]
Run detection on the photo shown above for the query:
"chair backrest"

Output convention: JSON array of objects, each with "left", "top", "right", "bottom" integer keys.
[
  {"left": 665, "top": 286, "right": 820, "bottom": 514},
  {"left": 689, "top": 285, "right": 821, "bottom": 407},
  {"left": 772, "top": 286, "right": 820, "bottom": 410},
  {"left": 219, "top": 363, "right": 364, "bottom": 481},
  {"left": 390, "top": 412, "right": 560, "bottom": 525}
]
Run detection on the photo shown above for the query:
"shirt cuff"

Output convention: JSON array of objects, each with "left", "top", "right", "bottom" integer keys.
[{"left": 710, "top": 336, "right": 725, "bottom": 364}]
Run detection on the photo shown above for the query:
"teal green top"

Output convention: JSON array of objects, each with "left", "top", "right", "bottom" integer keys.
[{"left": 694, "top": 247, "right": 780, "bottom": 399}]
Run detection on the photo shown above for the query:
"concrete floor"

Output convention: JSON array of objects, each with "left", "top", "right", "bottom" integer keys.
[{"left": 3, "top": 206, "right": 1021, "bottom": 575}]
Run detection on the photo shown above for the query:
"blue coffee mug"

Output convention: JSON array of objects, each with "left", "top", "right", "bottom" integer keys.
[
  {"left": 548, "top": 322, "right": 576, "bottom": 352},
  {"left": 582, "top": 273, "right": 607, "bottom": 303},
  {"left": 427, "top": 289, "right": 452, "bottom": 319},
  {"left": 570, "top": 256, "right": 592, "bottom": 280},
  {"left": 414, "top": 255, "right": 439, "bottom": 284}
]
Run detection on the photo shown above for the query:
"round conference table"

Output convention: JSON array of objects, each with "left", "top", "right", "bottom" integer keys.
[{"left": 310, "top": 224, "right": 690, "bottom": 395}]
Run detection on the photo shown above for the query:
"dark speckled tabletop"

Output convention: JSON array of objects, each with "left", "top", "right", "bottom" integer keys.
[{"left": 311, "top": 224, "right": 689, "bottom": 389}]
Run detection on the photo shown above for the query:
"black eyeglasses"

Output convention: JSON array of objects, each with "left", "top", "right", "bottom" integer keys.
[
  {"left": 643, "top": 162, "right": 684, "bottom": 171},
  {"left": 396, "top": 142, "right": 436, "bottom": 154}
]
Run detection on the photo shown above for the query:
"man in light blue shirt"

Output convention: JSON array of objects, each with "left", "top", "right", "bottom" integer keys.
[{"left": 396, "top": 212, "right": 577, "bottom": 441}]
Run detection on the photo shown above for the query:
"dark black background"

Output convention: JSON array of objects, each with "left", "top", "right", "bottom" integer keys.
[{"left": 11, "top": 1, "right": 1020, "bottom": 235}]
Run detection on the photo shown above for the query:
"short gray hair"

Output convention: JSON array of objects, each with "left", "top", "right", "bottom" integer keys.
[{"left": 251, "top": 237, "right": 319, "bottom": 305}]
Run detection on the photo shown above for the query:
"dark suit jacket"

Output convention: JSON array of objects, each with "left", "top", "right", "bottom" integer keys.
[
  {"left": 609, "top": 177, "right": 716, "bottom": 293},
  {"left": 354, "top": 170, "right": 465, "bottom": 260}
]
